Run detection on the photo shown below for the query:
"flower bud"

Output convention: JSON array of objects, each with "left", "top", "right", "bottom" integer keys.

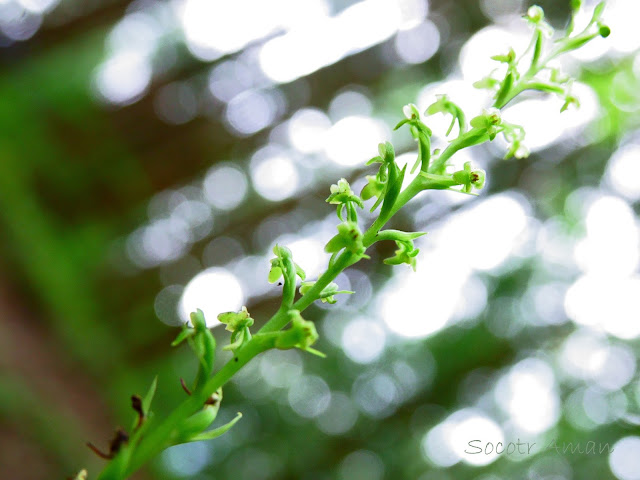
[{"left": 527, "top": 5, "right": 544, "bottom": 23}]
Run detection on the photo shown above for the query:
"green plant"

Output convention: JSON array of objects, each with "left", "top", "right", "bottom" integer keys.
[{"left": 75, "top": 3, "right": 609, "bottom": 478}]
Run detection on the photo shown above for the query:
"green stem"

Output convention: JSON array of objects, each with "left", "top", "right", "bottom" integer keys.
[
  {"left": 99, "top": 252, "right": 355, "bottom": 479},
  {"left": 109, "top": 335, "right": 276, "bottom": 479}
]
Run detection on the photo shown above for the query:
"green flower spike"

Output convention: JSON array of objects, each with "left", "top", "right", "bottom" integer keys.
[
  {"left": 299, "top": 281, "right": 354, "bottom": 304},
  {"left": 452, "top": 162, "right": 486, "bottom": 194},
  {"left": 275, "top": 310, "right": 325, "bottom": 357},
  {"left": 218, "top": 306, "right": 254, "bottom": 352}
]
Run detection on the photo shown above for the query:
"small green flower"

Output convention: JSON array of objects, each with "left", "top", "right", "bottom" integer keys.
[
  {"left": 275, "top": 310, "right": 325, "bottom": 357},
  {"left": 218, "top": 306, "right": 254, "bottom": 352},
  {"left": 403, "top": 103, "right": 421, "bottom": 120},
  {"left": 384, "top": 240, "right": 420, "bottom": 271},
  {"left": 470, "top": 108, "right": 502, "bottom": 140},
  {"left": 426, "top": 94, "right": 467, "bottom": 136},
  {"left": 360, "top": 175, "right": 385, "bottom": 202},
  {"left": 324, "top": 221, "right": 368, "bottom": 258},
  {"left": 326, "top": 178, "right": 364, "bottom": 222},
  {"left": 501, "top": 121, "right": 527, "bottom": 159},
  {"left": 326, "top": 178, "right": 363, "bottom": 207},
  {"left": 267, "top": 244, "right": 306, "bottom": 284},
  {"left": 452, "top": 162, "right": 486, "bottom": 193},
  {"left": 490, "top": 48, "right": 516, "bottom": 64},
  {"left": 217, "top": 306, "right": 254, "bottom": 333},
  {"left": 473, "top": 76, "right": 500, "bottom": 91}
]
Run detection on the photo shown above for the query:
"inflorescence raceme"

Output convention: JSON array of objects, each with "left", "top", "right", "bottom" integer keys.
[{"left": 76, "top": 4, "right": 609, "bottom": 479}]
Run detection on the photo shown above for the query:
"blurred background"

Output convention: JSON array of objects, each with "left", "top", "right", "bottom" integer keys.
[{"left": 1, "top": 0, "right": 639, "bottom": 478}]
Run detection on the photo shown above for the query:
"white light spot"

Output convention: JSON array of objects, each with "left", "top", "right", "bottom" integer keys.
[
  {"left": 453, "top": 413, "right": 504, "bottom": 466},
  {"left": 565, "top": 274, "right": 640, "bottom": 339},
  {"left": 107, "top": 12, "right": 159, "bottom": 57},
  {"left": 495, "top": 358, "right": 559, "bottom": 434},
  {"left": 288, "top": 375, "right": 331, "bottom": 418},
  {"left": 94, "top": 51, "right": 151, "bottom": 105},
  {"left": 328, "top": 90, "right": 373, "bottom": 122},
  {"left": 316, "top": 391, "right": 359, "bottom": 435},
  {"left": 559, "top": 329, "right": 607, "bottom": 381},
  {"left": 203, "top": 164, "right": 248, "bottom": 211},
  {"left": 436, "top": 194, "right": 529, "bottom": 271},
  {"left": 605, "top": 144, "right": 640, "bottom": 201},
  {"left": 259, "top": 0, "right": 407, "bottom": 84},
  {"left": 225, "top": 89, "right": 282, "bottom": 135},
  {"left": 285, "top": 237, "right": 325, "bottom": 279},
  {"left": 422, "top": 421, "right": 459, "bottom": 467},
  {"left": 180, "top": 0, "right": 272, "bottom": 60},
  {"left": 154, "top": 285, "right": 184, "bottom": 327},
  {"left": 324, "top": 116, "right": 388, "bottom": 166},
  {"left": 422, "top": 409, "right": 504, "bottom": 467},
  {"left": 591, "top": 344, "right": 637, "bottom": 391},
  {"left": 18, "top": 0, "right": 58, "bottom": 14},
  {"left": 162, "top": 441, "right": 211, "bottom": 476},
  {"left": 603, "top": 0, "right": 640, "bottom": 55},
  {"left": 208, "top": 60, "right": 254, "bottom": 103},
  {"left": 341, "top": 318, "right": 386, "bottom": 364},
  {"left": 479, "top": 0, "right": 524, "bottom": 21},
  {"left": 380, "top": 260, "right": 464, "bottom": 338},
  {"left": 127, "top": 217, "right": 191, "bottom": 267},
  {"left": 287, "top": 108, "right": 331, "bottom": 154},
  {"left": 352, "top": 372, "right": 399, "bottom": 418},
  {"left": 259, "top": 349, "right": 302, "bottom": 388},
  {"left": 0, "top": 5, "right": 41, "bottom": 41},
  {"left": 179, "top": 268, "right": 244, "bottom": 327},
  {"left": 250, "top": 148, "right": 299, "bottom": 201},
  {"left": 395, "top": 20, "right": 440, "bottom": 64},
  {"left": 459, "top": 26, "right": 528, "bottom": 83},
  {"left": 381, "top": 194, "right": 528, "bottom": 338},
  {"left": 610, "top": 437, "right": 640, "bottom": 480}
]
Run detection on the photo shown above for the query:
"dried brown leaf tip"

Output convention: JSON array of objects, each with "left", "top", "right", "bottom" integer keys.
[{"left": 86, "top": 427, "right": 129, "bottom": 460}]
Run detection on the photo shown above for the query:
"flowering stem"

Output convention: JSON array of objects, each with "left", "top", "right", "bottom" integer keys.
[{"left": 87, "top": 4, "right": 610, "bottom": 478}]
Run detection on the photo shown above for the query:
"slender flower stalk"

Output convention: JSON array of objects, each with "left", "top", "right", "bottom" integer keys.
[{"left": 74, "top": 4, "right": 610, "bottom": 479}]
